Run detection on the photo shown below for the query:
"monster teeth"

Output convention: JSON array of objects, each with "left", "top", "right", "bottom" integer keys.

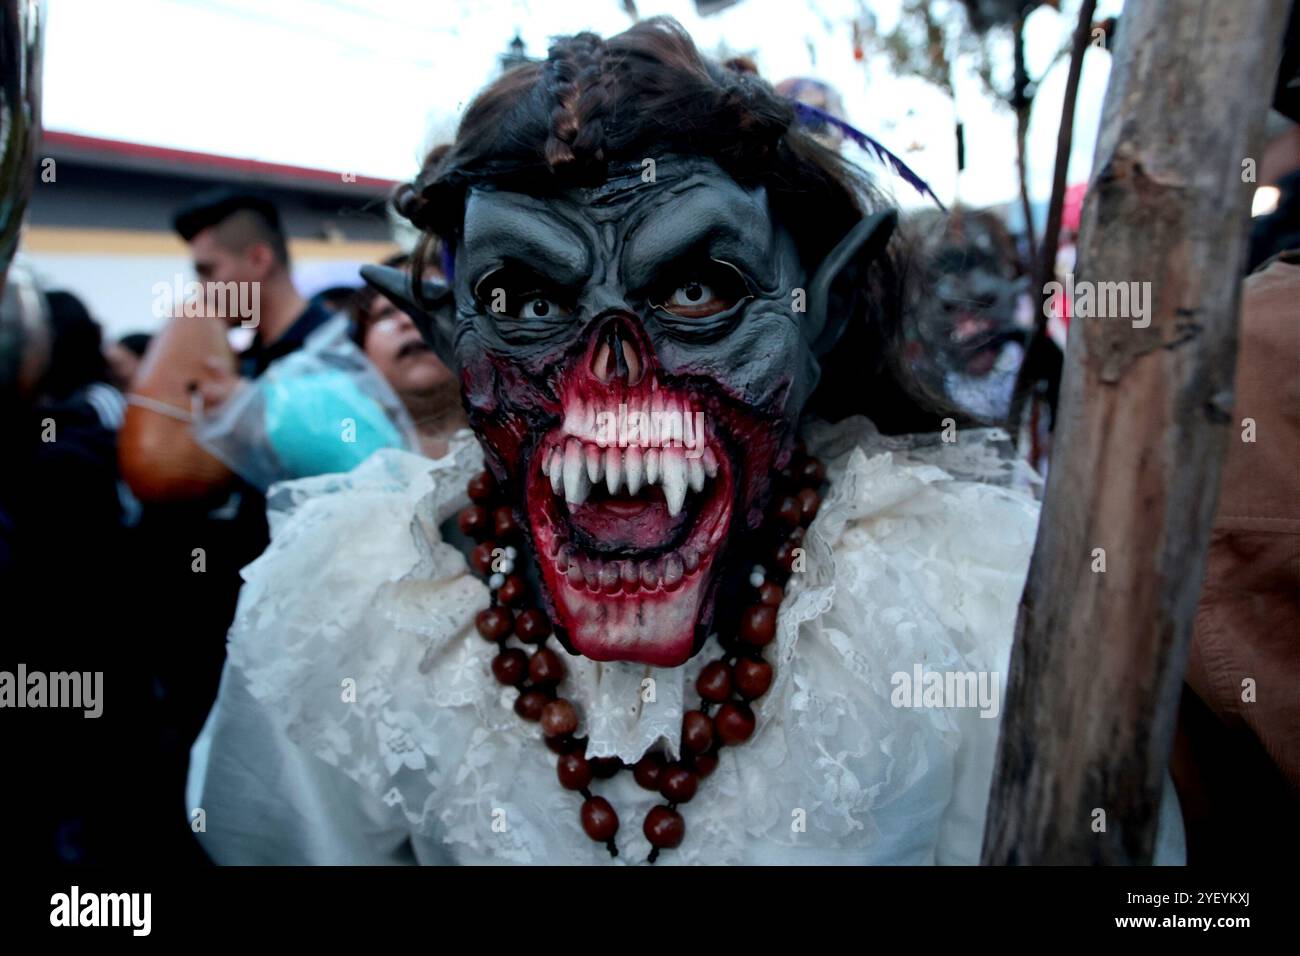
[
  {"left": 687, "top": 456, "right": 705, "bottom": 493},
  {"left": 604, "top": 447, "right": 622, "bottom": 495},
  {"left": 553, "top": 547, "right": 704, "bottom": 594},
  {"left": 544, "top": 433, "right": 717, "bottom": 512},
  {"left": 702, "top": 447, "right": 718, "bottom": 478},
  {"left": 624, "top": 446, "right": 644, "bottom": 495},
  {"left": 662, "top": 552, "right": 684, "bottom": 591},
  {"left": 660, "top": 448, "right": 688, "bottom": 517},
  {"left": 563, "top": 439, "right": 590, "bottom": 506},
  {"left": 555, "top": 543, "right": 574, "bottom": 571},
  {"left": 548, "top": 448, "right": 564, "bottom": 495}
]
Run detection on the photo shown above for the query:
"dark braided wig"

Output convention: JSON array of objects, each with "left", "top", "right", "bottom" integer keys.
[
  {"left": 398, "top": 18, "right": 800, "bottom": 239},
  {"left": 544, "top": 32, "right": 610, "bottom": 170},
  {"left": 395, "top": 16, "right": 954, "bottom": 433}
]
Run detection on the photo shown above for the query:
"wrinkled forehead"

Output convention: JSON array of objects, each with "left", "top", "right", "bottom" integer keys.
[{"left": 459, "top": 157, "right": 778, "bottom": 283}]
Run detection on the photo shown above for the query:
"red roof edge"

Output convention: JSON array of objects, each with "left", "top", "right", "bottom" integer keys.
[{"left": 42, "top": 130, "right": 401, "bottom": 192}]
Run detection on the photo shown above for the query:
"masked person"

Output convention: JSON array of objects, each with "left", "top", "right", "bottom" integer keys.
[
  {"left": 188, "top": 18, "right": 1184, "bottom": 865},
  {"left": 909, "top": 208, "right": 1030, "bottom": 424}
]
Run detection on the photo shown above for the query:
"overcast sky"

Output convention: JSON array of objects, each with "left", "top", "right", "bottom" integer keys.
[{"left": 42, "top": 0, "right": 1124, "bottom": 213}]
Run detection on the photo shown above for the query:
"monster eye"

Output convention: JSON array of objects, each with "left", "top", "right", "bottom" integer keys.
[
  {"left": 652, "top": 260, "right": 753, "bottom": 319},
  {"left": 474, "top": 265, "right": 574, "bottom": 322},
  {"left": 662, "top": 281, "right": 726, "bottom": 318},
  {"left": 517, "top": 296, "right": 572, "bottom": 320}
]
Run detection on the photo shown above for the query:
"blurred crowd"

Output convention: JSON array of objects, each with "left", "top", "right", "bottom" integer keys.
[{"left": 0, "top": 188, "right": 466, "bottom": 864}]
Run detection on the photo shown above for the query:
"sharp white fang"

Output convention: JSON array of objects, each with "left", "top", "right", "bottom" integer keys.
[
  {"left": 586, "top": 444, "right": 601, "bottom": 483},
  {"left": 549, "top": 448, "right": 563, "bottom": 495},
  {"left": 687, "top": 456, "right": 705, "bottom": 492},
  {"left": 563, "top": 439, "right": 590, "bottom": 505},
  {"left": 702, "top": 447, "right": 718, "bottom": 478},
  {"left": 605, "top": 447, "right": 622, "bottom": 495},
  {"left": 645, "top": 448, "right": 660, "bottom": 485},
  {"left": 661, "top": 448, "right": 687, "bottom": 517},
  {"left": 625, "top": 445, "right": 644, "bottom": 495}
]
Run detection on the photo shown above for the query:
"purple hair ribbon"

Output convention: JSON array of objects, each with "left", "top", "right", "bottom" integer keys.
[{"left": 790, "top": 100, "right": 947, "bottom": 211}]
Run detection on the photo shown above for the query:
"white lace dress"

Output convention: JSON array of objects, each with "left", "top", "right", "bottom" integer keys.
[{"left": 186, "top": 416, "right": 1184, "bottom": 865}]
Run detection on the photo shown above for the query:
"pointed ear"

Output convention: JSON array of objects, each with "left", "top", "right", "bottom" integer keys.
[
  {"left": 806, "top": 209, "right": 898, "bottom": 357},
  {"left": 360, "top": 264, "right": 458, "bottom": 369}
]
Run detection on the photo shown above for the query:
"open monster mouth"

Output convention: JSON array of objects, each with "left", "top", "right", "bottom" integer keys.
[{"left": 526, "top": 391, "right": 734, "bottom": 666}]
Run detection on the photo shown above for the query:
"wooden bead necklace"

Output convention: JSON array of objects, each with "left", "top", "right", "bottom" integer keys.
[{"left": 456, "top": 447, "right": 827, "bottom": 863}]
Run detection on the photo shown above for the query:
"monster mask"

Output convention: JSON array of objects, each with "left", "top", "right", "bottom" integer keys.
[{"left": 368, "top": 155, "right": 894, "bottom": 668}]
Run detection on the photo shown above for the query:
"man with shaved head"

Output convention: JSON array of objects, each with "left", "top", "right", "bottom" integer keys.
[{"left": 172, "top": 190, "right": 330, "bottom": 379}]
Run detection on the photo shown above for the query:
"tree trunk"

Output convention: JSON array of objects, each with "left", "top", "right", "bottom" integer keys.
[
  {"left": 1013, "top": 15, "right": 1037, "bottom": 277},
  {"left": 981, "top": 0, "right": 1287, "bottom": 865}
]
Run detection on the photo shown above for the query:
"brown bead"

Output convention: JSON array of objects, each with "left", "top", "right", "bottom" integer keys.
[
  {"left": 774, "top": 536, "right": 800, "bottom": 576},
  {"left": 774, "top": 495, "right": 802, "bottom": 528},
  {"left": 715, "top": 702, "right": 756, "bottom": 746},
  {"left": 514, "top": 608, "right": 552, "bottom": 644},
  {"left": 491, "top": 648, "right": 528, "bottom": 686},
  {"left": 557, "top": 752, "right": 592, "bottom": 791},
  {"left": 758, "top": 582, "right": 783, "bottom": 607},
  {"left": 467, "top": 470, "right": 497, "bottom": 503},
  {"left": 513, "top": 689, "right": 550, "bottom": 722},
  {"left": 589, "top": 757, "right": 623, "bottom": 779},
  {"left": 633, "top": 752, "right": 666, "bottom": 791},
  {"left": 797, "top": 457, "right": 826, "bottom": 488},
  {"left": 659, "top": 764, "right": 699, "bottom": 803},
  {"left": 692, "top": 750, "right": 719, "bottom": 778},
  {"left": 733, "top": 658, "right": 773, "bottom": 700},
  {"left": 475, "top": 606, "right": 514, "bottom": 642},
  {"left": 493, "top": 505, "right": 521, "bottom": 541},
  {"left": 458, "top": 505, "right": 491, "bottom": 539},
  {"left": 643, "top": 806, "right": 685, "bottom": 849},
  {"left": 681, "top": 710, "right": 715, "bottom": 755},
  {"left": 528, "top": 647, "right": 566, "bottom": 685},
  {"left": 540, "top": 733, "right": 582, "bottom": 754},
  {"left": 497, "top": 574, "right": 527, "bottom": 606},
  {"left": 541, "top": 699, "right": 579, "bottom": 738},
  {"left": 696, "top": 660, "right": 733, "bottom": 703},
  {"left": 796, "top": 487, "right": 820, "bottom": 525},
  {"left": 739, "top": 604, "right": 777, "bottom": 647},
  {"left": 470, "top": 541, "right": 498, "bottom": 576},
  {"left": 581, "top": 796, "right": 619, "bottom": 842}
]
